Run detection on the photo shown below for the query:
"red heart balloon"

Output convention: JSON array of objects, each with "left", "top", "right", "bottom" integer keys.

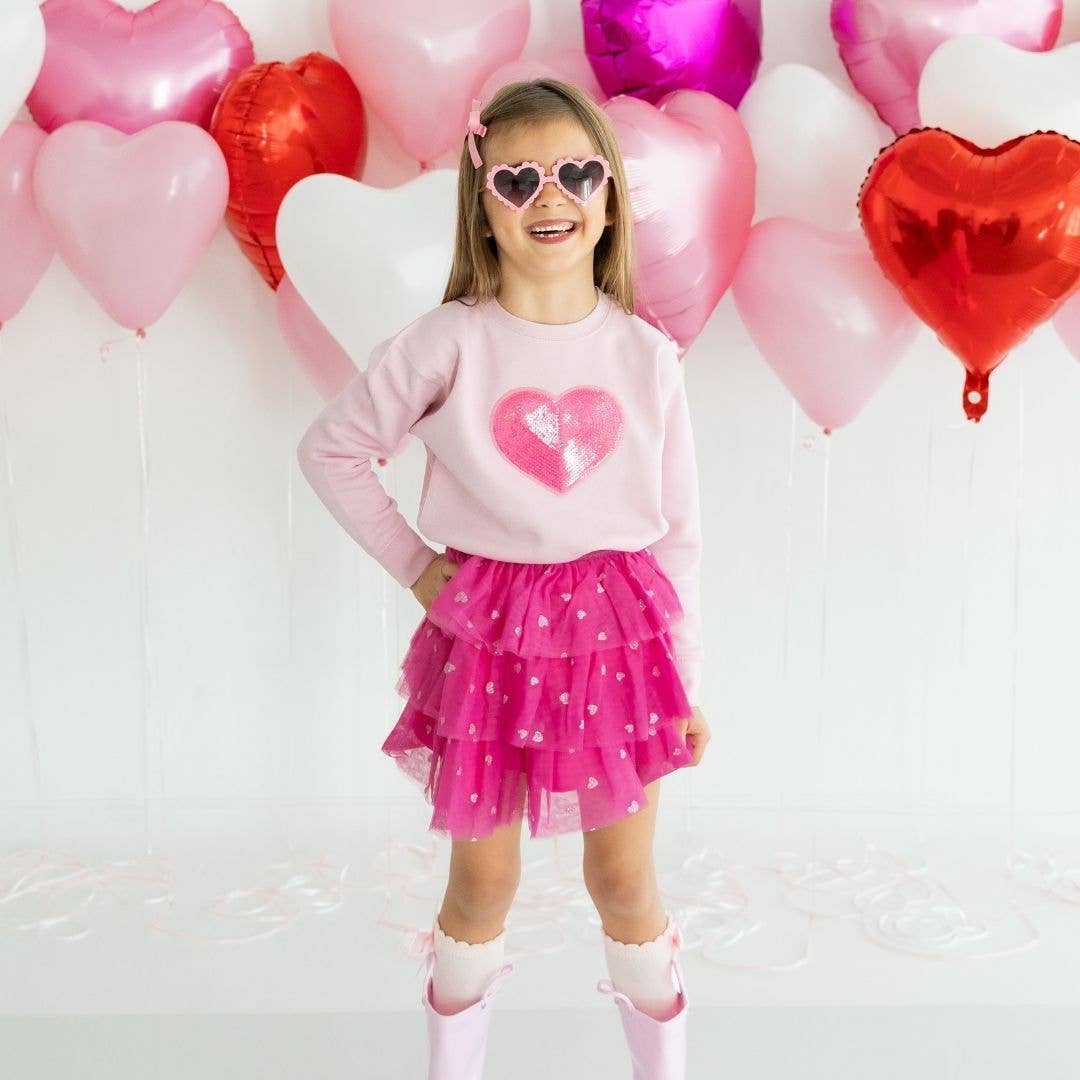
[
  {"left": 209, "top": 52, "right": 366, "bottom": 289},
  {"left": 859, "top": 127, "right": 1080, "bottom": 421}
]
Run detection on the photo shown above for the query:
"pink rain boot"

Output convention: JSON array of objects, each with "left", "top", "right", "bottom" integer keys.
[
  {"left": 408, "top": 918, "right": 517, "bottom": 1080},
  {"left": 596, "top": 916, "right": 688, "bottom": 1080}
]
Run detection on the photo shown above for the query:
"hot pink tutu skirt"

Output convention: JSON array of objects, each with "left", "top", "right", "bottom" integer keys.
[{"left": 380, "top": 545, "right": 694, "bottom": 842}]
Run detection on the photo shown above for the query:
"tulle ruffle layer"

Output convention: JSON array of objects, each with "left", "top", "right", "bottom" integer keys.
[{"left": 380, "top": 546, "right": 694, "bottom": 841}]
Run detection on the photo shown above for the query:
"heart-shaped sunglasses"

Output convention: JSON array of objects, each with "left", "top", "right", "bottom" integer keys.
[{"left": 483, "top": 156, "right": 612, "bottom": 213}]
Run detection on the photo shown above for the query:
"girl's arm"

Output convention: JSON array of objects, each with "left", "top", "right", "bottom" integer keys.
[
  {"left": 652, "top": 348, "right": 704, "bottom": 708},
  {"left": 296, "top": 336, "right": 444, "bottom": 589}
]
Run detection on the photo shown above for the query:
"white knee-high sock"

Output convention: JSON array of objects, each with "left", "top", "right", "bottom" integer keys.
[
  {"left": 431, "top": 916, "right": 507, "bottom": 1015},
  {"left": 602, "top": 910, "right": 681, "bottom": 1021}
]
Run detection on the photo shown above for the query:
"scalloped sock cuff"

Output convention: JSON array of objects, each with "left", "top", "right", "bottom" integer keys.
[
  {"left": 602, "top": 911, "right": 681, "bottom": 1021},
  {"left": 431, "top": 917, "right": 507, "bottom": 1015}
]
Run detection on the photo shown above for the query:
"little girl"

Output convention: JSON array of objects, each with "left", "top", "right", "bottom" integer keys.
[{"left": 297, "top": 77, "right": 709, "bottom": 1080}]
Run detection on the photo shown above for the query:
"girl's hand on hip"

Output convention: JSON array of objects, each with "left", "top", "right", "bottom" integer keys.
[
  {"left": 675, "top": 707, "right": 709, "bottom": 766},
  {"left": 409, "top": 553, "right": 458, "bottom": 612}
]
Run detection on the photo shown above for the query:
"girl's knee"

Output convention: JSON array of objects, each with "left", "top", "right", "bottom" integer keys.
[
  {"left": 582, "top": 859, "right": 657, "bottom": 913},
  {"left": 445, "top": 866, "right": 520, "bottom": 921}
]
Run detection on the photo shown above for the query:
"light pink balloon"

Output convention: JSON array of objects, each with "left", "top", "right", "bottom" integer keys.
[
  {"left": 276, "top": 273, "right": 356, "bottom": 400},
  {"left": 328, "top": 0, "right": 530, "bottom": 168},
  {"left": 605, "top": 89, "right": 755, "bottom": 357},
  {"left": 477, "top": 47, "right": 605, "bottom": 105},
  {"left": 26, "top": 0, "right": 253, "bottom": 135},
  {"left": 0, "top": 122, "right": 54, "bottom": 326},
  {"left": 276, "top": 274, "right": 412, "bottom": 460},
  {"left": 33, "top": 120, "right": 229, "bottom": 332},
  {"left": 830, "top": 0, "right": 1061, "bottom": 136},
  {"left": 732, "top": 217, "right": 919, "bottom": 432},
  {"left": 1050, "top": 287, "right": 1080, "bottom": 361}
]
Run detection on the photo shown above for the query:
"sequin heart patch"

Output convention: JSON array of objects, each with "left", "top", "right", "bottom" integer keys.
[{"left": 490, "top": 385, "right": 624, "bottom": 492}]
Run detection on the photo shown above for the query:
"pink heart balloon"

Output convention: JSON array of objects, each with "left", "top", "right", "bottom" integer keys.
[
  {"left": 276, "top": 273, "right": 411, "bottom": 462},
  {"left": 1050, "top": 287, "right": 1080, "bottom": 362},
  {"left": 33, "top": 120, "right": 229, "bottom": 332},
  {"left": 491, "top": 386, "right": 623, "bottom": 492},
  {"left": 732, "top": 217, "right": 919, "bottom": 433},
  {"left": 0, "top": 122, "right": 54, "bottom": 326},
  {"left": 583, "top": 0, "right": 763, "bottom": 109},
  {"left": 830, "top": 0, "right": 1061, "bottom": 136},
  {"left": 604, "top": 89, "right": 755, "bottom": 357},
  {"left": 327, "top": 0, "right": 530, "bottom": 168},
  {"left": 26, "top": 0, "right": 253, "bottom": 134},
  {"left": 477, "top": 47, "right": 605, "bottom": 105},
  {"left": 277, "top": 274, "right": 359, "bottom": 399}
]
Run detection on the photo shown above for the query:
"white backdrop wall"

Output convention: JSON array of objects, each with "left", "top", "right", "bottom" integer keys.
[{"left": 4, "top": 0, "right": 1080, "bottom": 825}]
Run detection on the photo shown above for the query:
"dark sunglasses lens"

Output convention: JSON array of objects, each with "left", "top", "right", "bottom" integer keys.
[
  {"left": 558, "top": 160, "right": 605, "bottom": 201},
  {"left": 492, "top": 167, "right": 539, "bottom": 207}
]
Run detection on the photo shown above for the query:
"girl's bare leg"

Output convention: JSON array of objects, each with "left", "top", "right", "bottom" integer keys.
[
  {"left": 581, "top": 777, "right": 668, "bottom": 944},
  {"left": 438, "top": 810, "right": 524, "bottom": 943}
]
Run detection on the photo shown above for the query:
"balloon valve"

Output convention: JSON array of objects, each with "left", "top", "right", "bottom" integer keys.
[{"left": 962, "top": 371, "right": 989, "bottom": 422}]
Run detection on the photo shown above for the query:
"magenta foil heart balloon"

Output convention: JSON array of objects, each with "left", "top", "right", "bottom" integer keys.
[
  {"left": 830, "top": 0, "right": 1062, "bottom": 135},
  {"left": 582, "top": 0, "right": 762, "bottom": 108},
  {"left": 26, "top": 0, "right": 254, "bottom": 134}
]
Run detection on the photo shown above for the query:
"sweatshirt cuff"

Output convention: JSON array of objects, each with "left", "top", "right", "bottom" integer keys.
[{"left": 379, "top": 528, "right": 440, "bottom": 589}]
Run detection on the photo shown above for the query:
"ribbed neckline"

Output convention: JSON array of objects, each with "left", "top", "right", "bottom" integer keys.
[{"left": 481, "top": 287, "right": 613, "bottom": 341}]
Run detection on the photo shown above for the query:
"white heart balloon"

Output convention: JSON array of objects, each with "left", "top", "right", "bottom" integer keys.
[
  {"left": 0, "top": 0, "right": 45, "bottom": 134},
  {"left": 920, "top": 34, "right": 1080, "bottom": 146},
  {"left": 738, "top": 62, "right": 888, "bottom": 230},
  {"left": 277, "top": 170, "right": 457, "bottom": 363}
]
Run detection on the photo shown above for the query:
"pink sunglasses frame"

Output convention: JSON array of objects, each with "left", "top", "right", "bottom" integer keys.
[{"left": 482, "top": 156, "right": 612, "bottom": 213}]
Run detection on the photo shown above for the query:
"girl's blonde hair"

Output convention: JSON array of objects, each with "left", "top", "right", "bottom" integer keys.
[{"left": 441, "top": 78, "right": 635, "bottom": 314}]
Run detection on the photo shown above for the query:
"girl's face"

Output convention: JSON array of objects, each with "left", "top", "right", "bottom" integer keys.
[{"left": 479, "top": 117, "right": 614, "bottom": 277}]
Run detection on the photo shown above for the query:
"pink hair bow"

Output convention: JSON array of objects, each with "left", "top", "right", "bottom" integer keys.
[{"left": 466, "top": 97, "right": 487, "bottom": 168}]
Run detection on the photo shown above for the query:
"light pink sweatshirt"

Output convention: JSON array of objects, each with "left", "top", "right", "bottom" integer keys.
[{"left": 295, "top": 287, "right": 705, "bottom": 705}]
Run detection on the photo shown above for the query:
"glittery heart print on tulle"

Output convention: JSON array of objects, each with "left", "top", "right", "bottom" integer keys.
[{"left": 490, "top": 385, "right": 623, "bottom": 492}]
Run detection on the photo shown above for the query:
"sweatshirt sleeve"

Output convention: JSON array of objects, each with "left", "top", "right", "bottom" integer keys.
[
  {"left": 651, "top": 346, "right": 705, "bottom": 708},
  {"left": 295, "top": 335, "right": 445, "bottom": 589}
]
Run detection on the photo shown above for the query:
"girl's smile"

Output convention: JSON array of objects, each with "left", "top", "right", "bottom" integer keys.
[{"left": 525, "top": 218, "right": 581, "bottom": 243}]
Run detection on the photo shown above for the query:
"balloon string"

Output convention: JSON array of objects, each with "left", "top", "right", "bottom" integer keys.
[
  {"left": 270, "top": 356, "right": 299, "bottom": 867},
  {"left": 133, "top": 329, "right": 157, "bottom": 856},
  {"left": 1007, "top": 369, "right": 1024, "bottom": 855},
  {"left": 811, "top": 431, "right": 832, "bottom": 926},
  {"left": 781, "top": 399, "right": 796, "bottom": 678},
  {"left": 958, "top": 421, "right": 978, "bottom": 659},
  {"left": 817, "top": 431, "right": 831, "bottom": 748},
  {"left": 286, "top": 350, "right": 296, "bottom": 665},
  {"left": 916, "top": 404, "right": 935, "bottom": 836},
  {"left": 772, "top": 400, "right": 799, "bottom": 850},
  {"left": 3, "top": 820, "right": 1062, "bottom": 958},
  {"left": 0, "top": 329, "right": 47, "bottom": 840},
  {"left": 372, "top": 822, "right": 1055, "bottom": 971}
]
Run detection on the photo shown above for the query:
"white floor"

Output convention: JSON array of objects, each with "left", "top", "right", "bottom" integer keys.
[{"left": 2, "top": 799, "right": 1078, "bottom": 1078}]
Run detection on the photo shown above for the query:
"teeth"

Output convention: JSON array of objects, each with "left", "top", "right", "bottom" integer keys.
[{"left": 530, "top": 223, "right": 574, "bottom": 234}]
